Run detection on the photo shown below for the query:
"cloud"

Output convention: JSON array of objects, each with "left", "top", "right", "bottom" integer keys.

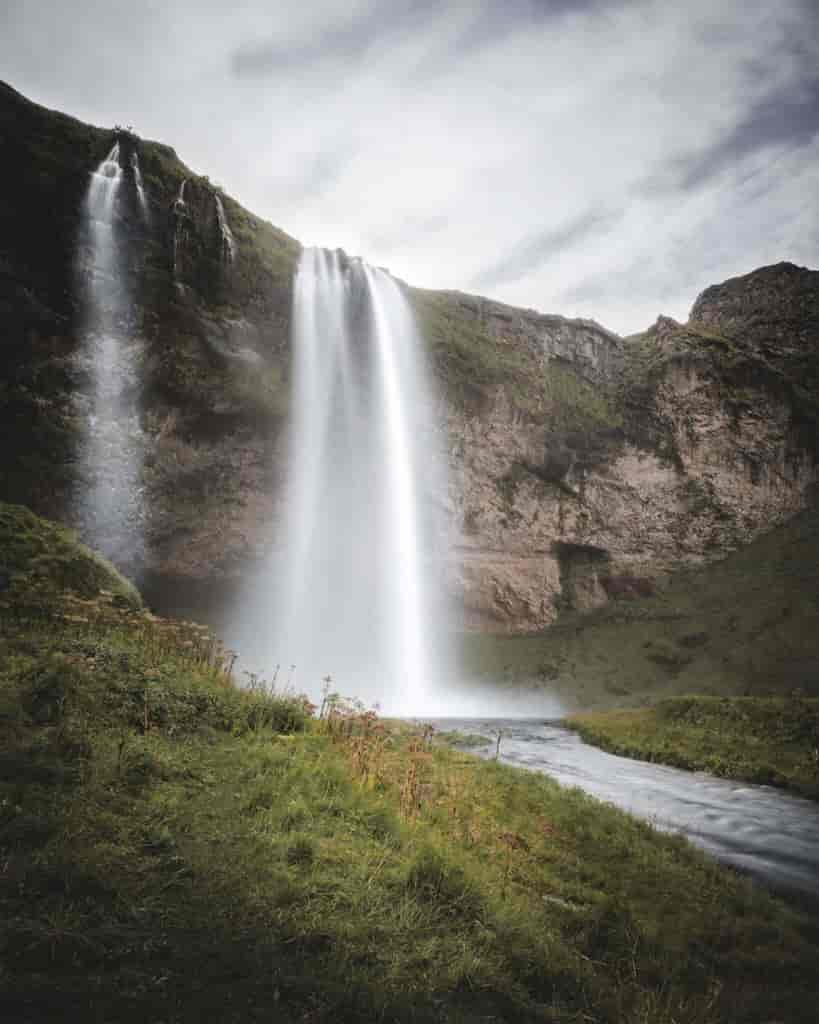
[
  {"left": 674, "top": 75, "right": 819, "bottom": 191},
  {"left": 364, "top": 213, "right": 450, "bottom": 252},
  {"left": 229, "top": 0, "right": 442, "bottom": 78},
  {"left": 1, "top": 0, "right": 818, "bottom": 334},
  {"left": 469, "top": 208, "right": 621, "bottom": 291},
  {"left": 269, "top": 141, "right": 359, "bottom": 206}
]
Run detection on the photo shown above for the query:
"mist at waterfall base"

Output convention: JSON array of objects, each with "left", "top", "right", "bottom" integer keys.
[
  {"left": 227, "top": 248, "right": 562, "bottom": 718},
  {"left": 73, "top": 142, "right": 146, "bottom": 576}
]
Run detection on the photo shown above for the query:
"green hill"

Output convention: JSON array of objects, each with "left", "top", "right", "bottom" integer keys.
[
  {"left": 463, "top": 502, "right": 819, "bottom": 706},
  {"left": 2, "top": 503, "right": 818, "bottom": 1022}
]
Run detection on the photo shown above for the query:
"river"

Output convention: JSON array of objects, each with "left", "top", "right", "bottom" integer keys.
[{"left": 427, "top": 718, "right": 819, "bottom": 907}]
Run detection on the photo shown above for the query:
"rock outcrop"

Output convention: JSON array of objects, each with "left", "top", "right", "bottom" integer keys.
[
  {"left": 1, "top": 80, "right": 817, "bottom": 632},
  {"left": 445, "top": 267, "right": 818, "bottom": 630}
]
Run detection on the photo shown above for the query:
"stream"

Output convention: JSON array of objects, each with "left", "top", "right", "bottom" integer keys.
[{"left": 427, "top": 718, "right": 819, "bottom": 906}]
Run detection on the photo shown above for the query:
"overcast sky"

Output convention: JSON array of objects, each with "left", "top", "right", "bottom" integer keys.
[{"left": 2, "top": 0, "right": 817, "bottom": 333}]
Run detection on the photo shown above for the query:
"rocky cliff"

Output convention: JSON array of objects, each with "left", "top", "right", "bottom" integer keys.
[
  {"left": 446, "top": 264, "right": 818, "bottom": 631},
  {"left": 1, "top": 81, "right": 817, "bottom": 633}
]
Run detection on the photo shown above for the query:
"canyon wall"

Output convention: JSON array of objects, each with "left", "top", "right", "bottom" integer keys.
[{"left": 1, "top": 81, "right": 816, "bottom": 630}]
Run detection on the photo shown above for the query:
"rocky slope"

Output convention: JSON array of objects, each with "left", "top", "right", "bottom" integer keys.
[
  {"left": 448, "top": 264, "right": 818, "bottom": 631},
  {"left": 1, "top": 80, "right": 817, "bottom": 633}
]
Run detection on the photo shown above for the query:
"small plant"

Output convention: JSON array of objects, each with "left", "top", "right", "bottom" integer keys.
[{"left": 285, "top": 835, "right": 315, "bottom": 867}]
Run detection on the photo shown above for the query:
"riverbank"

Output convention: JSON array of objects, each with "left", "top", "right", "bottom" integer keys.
[
  {"left": 3, "top": 504, "right": 819, "bottom": 1022},
  {"left": 567, "top": 696, "right": 819, "bottom": 800},
  {"left": 461, "top": 505, "right": 819, "bottom": 710}
]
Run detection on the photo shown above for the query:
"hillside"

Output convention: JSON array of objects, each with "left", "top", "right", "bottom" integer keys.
[
  {"left": 1, "top": 79, "right": 817, "bottom": 637},
  {"left": 463, "top": 503, "right": 819, "bottom": 705},
  {"left": 2, "top": 503, "right": 819, "bottom": 1022}
]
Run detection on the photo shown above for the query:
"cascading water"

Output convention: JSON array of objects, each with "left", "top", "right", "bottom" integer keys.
[
  {"left": 214, "top": 194, "right": 235, "bottom": 263},
  {"left": 85, "top": 144, "right": 123, "bottom": 291},
  {"left": 171, "top": 179, "right": 187, "bottom": 274},
  {"left": 73, "top": 141, "right": 146, "bottom": 575},
  {"left": 130, "top": 151, "right": 149, "bottom": 222},
  {"left": 233, "top": 248, "right": 451, "bottom": 713}
]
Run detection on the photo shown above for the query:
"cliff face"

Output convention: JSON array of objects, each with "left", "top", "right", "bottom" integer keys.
[
  {"left": 0, "top": 81, "right": 299, "bottom": 583},
  {"left": 1, "top": 81, "right": 817, "bottom": 632}
]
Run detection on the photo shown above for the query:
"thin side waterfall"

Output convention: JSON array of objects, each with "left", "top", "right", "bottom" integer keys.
[
  {"left": 233, "top": 248, "right": 451, "bottom": 714},
  {"left": 172, "top": 179, "right": 187, "bottom": 274},
  {"left": 214, "top": 194, "right": 235, "bottom": 263},
  {"left": 130, "top": 151, "right": 149, "bottom": 222},
  {"left": 73, "top": 142, "right": 145, "bottom": 575}
]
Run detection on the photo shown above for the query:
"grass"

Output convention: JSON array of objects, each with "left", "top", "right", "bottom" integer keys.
[
  {"left": 2, "top": 506, "right": 819, "bottom": 1022},
  {"left": 410, "top": 287, "right": 541, "bottom": 412},
  {"left": 460, "top": 503, "right": 819, "bottom": 708},
  {"left": 566, "top": 697, "right": 819, "bottom": 800},
  {"left": 0, "top": 502, "right": 140, "bottom": 611}
]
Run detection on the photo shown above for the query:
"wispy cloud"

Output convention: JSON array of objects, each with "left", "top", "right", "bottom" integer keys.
[
  {"left": 229, "top": 0, "right": 443, "bottom": 78},
  {"left": 470, "top": 209, "right": 621, "bottom": 291},
  {"left": 2, "top": 0, "right": 817, "bottom": 332},
  {"left": 671, "top": 73, "right": 819, "bottom": 192}
]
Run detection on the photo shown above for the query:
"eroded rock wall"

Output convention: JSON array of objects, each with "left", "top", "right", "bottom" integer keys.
[{"left": 1, "top": 82, "right": 817, "bottom": 633}]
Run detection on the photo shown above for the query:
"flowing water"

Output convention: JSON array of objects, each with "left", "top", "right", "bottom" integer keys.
[
  {"left": 130, "top": 150, "right": 149, "bottom": 222},
  {"left": 214, "top": 194, "right": 235, "bottom": 262},
  {"left": 230, "top": 248, "right": 450, "bottom": 713},
  {"left": 429, "top": 718, "right": 819, "bottom": 904},
  {"left": 73, "top": 143, "right": 145, "bottom": 575}
]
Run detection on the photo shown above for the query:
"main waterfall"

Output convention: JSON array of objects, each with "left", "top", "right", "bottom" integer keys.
[{"left": 237, "top": 248, "right": 451, "bottom": 713}]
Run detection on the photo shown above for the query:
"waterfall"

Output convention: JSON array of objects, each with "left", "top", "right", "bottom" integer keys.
[
  {"left": 130, "top": 151, "right": 149, "bottom": 222},
  {"left": 214, "top": 194, "right": 235, "bottom": 263},
  {"left": 84, "top": 143, "right": 123, "bottom": 301},
  {"left": 73, "top": 142, "right": 145, "bottom": 576},
  {"left": 172, "top": 179, "right": 187, "bottom": 274},
  {"left": 233, "top": 248, "right": 451, "bottom": 714}
]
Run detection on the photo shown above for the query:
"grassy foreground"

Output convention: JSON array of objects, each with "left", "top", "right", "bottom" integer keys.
[
  {"left": 2, "top": 507, "right": 819, "bottom": 1022},
  {"left": 567, "top": 697, "right": 819, "bottom": 800}
]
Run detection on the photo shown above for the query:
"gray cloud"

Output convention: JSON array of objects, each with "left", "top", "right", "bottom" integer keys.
[
  {"left": 1, "top": 0, "right": 817, "bottom": 334},
  {"left": 364, "top": 213, "right": 449, "bottom": 252},
  {"left": 230, "top": 0, "right": 442, "bottom": 78},
  {"left": 675, "top": 74, "right": 819, "bottom": 191},
  {"left": 410, "top": 0, "right": 639, "bottom": 78},
  {"left": 470, "top": 208, "right": 620, "bottom": 292},
  {"left": 272, "top": 141, "right": 358, "bottom": 205}
]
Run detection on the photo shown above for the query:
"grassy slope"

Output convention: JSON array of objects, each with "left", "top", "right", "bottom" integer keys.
[
  {"left": 3, "top": 505, "right": 819, "bottom": 1022},
  {"left": 567, "top": 697, "right": 819, "bottom": 800},
  {"left": 411, "top": 286, "right": 624, "bottom": 433},
  {"left": 0, "top": 503, "right": 140, "bottom": 611},
  {"left": 462, "top": 503, "right": 819, "bottom": 708}
]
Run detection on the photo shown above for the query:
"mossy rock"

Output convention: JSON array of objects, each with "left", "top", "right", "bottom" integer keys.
[{"left": 0, "top": 502, "right": 140, "bottom": 609}]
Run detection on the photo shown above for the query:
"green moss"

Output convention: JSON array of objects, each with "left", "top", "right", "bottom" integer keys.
[
  {"left": 411, "top": 288, "right": 540, "bottom": 412},
  {"left": 542, "top": 361, "right": 621, "bottom": 435},
  {"left": 0, "top": 503, "right": 140, "bottom": 610}
]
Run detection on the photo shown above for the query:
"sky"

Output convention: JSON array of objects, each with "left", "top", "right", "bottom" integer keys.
[{"left": 2, "top": 0, "right": 818, "bottom": 334}]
